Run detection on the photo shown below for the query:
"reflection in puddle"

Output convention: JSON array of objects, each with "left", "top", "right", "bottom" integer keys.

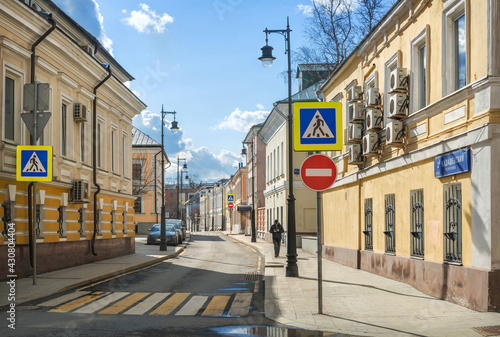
[
  {"left": 217, "top": 288, "right": 250, "bottom": 291},
  {"left": 210, "top": 325, "right": 361, "bottom": 336}
]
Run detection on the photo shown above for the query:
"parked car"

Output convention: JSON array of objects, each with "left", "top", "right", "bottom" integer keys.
[
  {"left": 146, "top": 224, "right": 178, "bottom": 246},
  {"left": 166, "top": 219, "right": 186, "bottom": 241}
]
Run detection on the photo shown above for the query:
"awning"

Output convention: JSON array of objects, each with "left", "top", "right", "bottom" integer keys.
[{"left": 237, "top": 205, "right": 252, "bottom": 212}]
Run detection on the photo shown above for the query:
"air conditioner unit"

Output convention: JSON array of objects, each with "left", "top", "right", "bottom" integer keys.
[
  {"left": 81, "top": 45, "right": 94, "bottom": 56},
  {"left": 348, "top": 102, "right": 364, "bottom": 124},
  {"left": 362, "top": 133, "right": 379, "bottom": 156},
  {"left": 388, "top": 93, "right": 408, "bottom": 119},
  {"left": 348, "top": 144, "right": 363, "bottom": 164},
  {"left": 70, "top": 180, "right": 90, "bottom": 203},
  {"left": 365, "top": 87, "right": 381, "bottom": 107},
  {"left": 348, "top": 123, "right": 363, "bottom": 143},
  {"left": 390, "top": 68, "right": 408, "bottom": 91},
  {"left": 74, "top": 103, "right": 87, "bottom": 122},
  {"left": 31, "top": 2, "right": 41, "bottom": 11},
  {"left": 347, "top": 86, "right": 363, "bottom": 102},
  {"left": 386, "top": 121, "right": 404, "bottom": 146},
  {"left": 365, "top": 109, "right": 383, "bottom": 131}
]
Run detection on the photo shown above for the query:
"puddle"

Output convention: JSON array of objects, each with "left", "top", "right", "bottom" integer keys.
[
  {"left": 233, "top": 283, "right": 250, "bottom": 286},
  {"left": 210, "top": 325, "right": 361, "bottom": 336},
  {"left": 217, "top": 288, "right": 250, "bottom": 291}
]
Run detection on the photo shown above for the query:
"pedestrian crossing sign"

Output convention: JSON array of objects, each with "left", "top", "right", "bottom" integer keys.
[
  {"left": 293, "top": 102, "right": 343, "bottom": 151},
  {"left": 16, "top": 145, "right": 52, "bottom": 182},
  {"left": 227, "top": 194, "right": 235, "bottom": 203}
]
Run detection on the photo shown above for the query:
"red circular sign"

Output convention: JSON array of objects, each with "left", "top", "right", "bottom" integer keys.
[
  {"left": 228, "top": 202, "right": 234, "bottom": 209},
  {"left": 300, "top": 154, "right": 337, "bottom": 191}
]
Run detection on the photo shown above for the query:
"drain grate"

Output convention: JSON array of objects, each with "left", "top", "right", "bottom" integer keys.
[
  {"left": 245, "top": 272, "right": 259, "bottom": 281},
  {"left": 473, "top": 325, "right": 500, "bottom": 336}
]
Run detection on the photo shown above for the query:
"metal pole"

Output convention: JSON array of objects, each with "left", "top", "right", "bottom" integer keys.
[
  {"left": 251, "top": 142, "right": 256, "bottom": 242},
  {"left": 32, "top": 82, "right": 38, "bottom": 285},
  {"left": 317, "top": 191, "right": 323, "bottom": 314},
  {"left": 177, "top": 157, "right": 180, "bottom": 219},
  {"left": 160, "top": 106, "right": 167, "bottom": 251},
  {"left": 285, "top": 18, "right": 298, "bottom": 277}
]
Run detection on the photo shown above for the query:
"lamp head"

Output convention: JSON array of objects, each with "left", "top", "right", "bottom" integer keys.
[
  {"left": 170, "top": 120, "right": 179, "bottom": 132},
  {"left": 182, "top": 163, "right": 188, "bottom": 169},
  {"left": 241, "top": 147, "right": 247, "bottom": 156},
  {"left": 258, "top": 45, "right": 275, "bottom": 68}
]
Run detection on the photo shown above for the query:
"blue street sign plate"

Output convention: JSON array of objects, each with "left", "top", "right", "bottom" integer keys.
[
  {"left": 434, "top": 148, "right": 471, "bottom": 178},
  {"left": 16, "top": 146, "right": 53, "bottom": 182}
]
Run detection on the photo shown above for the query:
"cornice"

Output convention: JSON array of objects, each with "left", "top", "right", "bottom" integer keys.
[
  {"left": 77, "top": 85, "right": 94, "bottom": 101},
  {"left": 35, "top": 56, "right": 59, "bottom": 76},
  {"left": 57, "top": 72, "right": 78, "bottom": 89},
  {"left": 0, "top": 36, "right": 31, "bottom": 59}
]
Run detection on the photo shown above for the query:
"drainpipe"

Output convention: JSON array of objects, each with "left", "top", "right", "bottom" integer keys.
[
  {"left": 91, "top": 64, "right": 111, "bottom": 256},
  {"left": 28, "top": 12, "right": 56, "bottom": 274}
]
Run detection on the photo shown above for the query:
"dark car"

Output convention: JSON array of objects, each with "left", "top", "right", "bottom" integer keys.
[
  {"left": 147, "top": 224, "right": 178, "bottom": 246},
  {"left": 166, "top": 219, "right": 186, "bottom": 241}
]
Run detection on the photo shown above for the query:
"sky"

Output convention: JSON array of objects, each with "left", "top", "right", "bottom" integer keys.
[{"left": 51, "top": 0, "right": 327, "bottom": 183}]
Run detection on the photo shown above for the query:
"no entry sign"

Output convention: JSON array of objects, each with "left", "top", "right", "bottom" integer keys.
[
  {"left": 300, "top": 154, "right": 337, "bottom": 191},
  {"left": 228, "top": 202, "right": 234, "bottom": 209}
]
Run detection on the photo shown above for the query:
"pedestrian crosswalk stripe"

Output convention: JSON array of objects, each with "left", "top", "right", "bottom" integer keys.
[
  {"left": 150, "top": 293, "right": 190, "bottom": 316},
  {"left": 99, "top": 292, "right": 150, "bottom": 315},
  {"left": 123, "top": 293, "right": 170, "bottom": 315},
  {"left": 202, "top": 295, "right": 231, "bottom": 316},
  {"left": 44, "top": 291, "right": 254, "bottom": 317},
  {"left": 37, "top": 291, "right": 91, "bottom": 307},
  {"left": 228, "top": 293, "right": 252, "bottom": 317},
  {"left": 74, "top": 292, "right": 129, "bottom": 314},
  {"left": 175, "top": 295, "right": 208, "bottom": 316},
  {"left": 49, "top": 292, "right": 109, "bottom": 313}
]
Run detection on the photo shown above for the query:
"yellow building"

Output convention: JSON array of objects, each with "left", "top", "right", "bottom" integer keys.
[
  {"left": 0, "top": 0, "right": 145, "bottom": 278},
  {"left": 132, "top": 127, "right": 169, "bottom": 234},
  {"left": 320, "top": 0, "right": 499, "bottom": 311}
]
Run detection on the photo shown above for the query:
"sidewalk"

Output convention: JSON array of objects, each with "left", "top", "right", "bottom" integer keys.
[
  {"left": 0, "top": 236, "right": 186, "bottom": 307},
  {"left": 227, "top": 232, "right": 500, "bottom": 337}
]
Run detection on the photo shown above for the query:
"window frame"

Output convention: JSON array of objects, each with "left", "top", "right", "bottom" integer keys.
[
  {"left": 3, "top": 68, "right": 24, "bottom": 144},
  {"left": 384, "top": 51, "right": 401, "bottom": 126},
  {"left": 410, "top": 26, "right": 430, "bottom": 114},
  {"left": 442, "top": 0, "right": 468, "bottom": 96}
]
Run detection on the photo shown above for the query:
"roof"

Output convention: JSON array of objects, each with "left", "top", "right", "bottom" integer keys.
[
  {"left": 296, "top": 63, "right": 336, "bottom": 77},
  {"left": 132, "top": 127, "right": 161, "bottom": 147},
  {"left": 277, "top": 80, "right": 326, "bottom": 103}
]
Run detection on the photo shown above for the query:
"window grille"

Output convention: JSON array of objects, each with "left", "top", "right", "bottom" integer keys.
[
  {"left": 444, "top": 183, "right": 462, "bottom": 263},
  {"left": 384, "top": 194, "right": 396, "bottom": 254},
  {"left": 410, "top": 189, "right": 424, "bottom": 258},
  {"left": 363, "top": 198, "right": 373, "bottom": 250}
]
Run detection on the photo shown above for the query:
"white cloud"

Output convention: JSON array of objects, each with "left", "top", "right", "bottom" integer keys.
[
  {"left": 212, "top": 105, "right": 269, "bottom": 132},
  {"left": 122, "top": 3, "right": 174, "bottom": 34},
  {"left": 297, "top": 4, "right": 313, "bottom": 16},
  {"left": 92, "top": 0, "right": 113, "bottom": 56}
]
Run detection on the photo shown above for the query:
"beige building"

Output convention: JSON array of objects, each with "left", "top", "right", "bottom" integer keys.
[
  {"left": 0, "top": 0, "right": 145, "bottom": 278},
  {"left": 320, "top": 0, "right": 499, "bottom": 311},
  {"left": 132, "top": 127, "right": 169, "bottom": 234}
]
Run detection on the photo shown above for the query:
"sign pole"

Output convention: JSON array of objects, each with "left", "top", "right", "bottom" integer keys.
[
  {"left": 32, "top": 81, "right": 38, "bottom": 286},
  {"left": 317, "top": 191, "right": 323, "bottom": 314}
]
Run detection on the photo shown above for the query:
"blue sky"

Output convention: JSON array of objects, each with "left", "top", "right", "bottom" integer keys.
[{"left": 52, "top": 0, "right": 319, "bottom": 183}]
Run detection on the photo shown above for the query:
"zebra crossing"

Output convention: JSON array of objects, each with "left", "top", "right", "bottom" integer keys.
[{"left": 37, "top": 290, "right": 254, "bottom": 317}]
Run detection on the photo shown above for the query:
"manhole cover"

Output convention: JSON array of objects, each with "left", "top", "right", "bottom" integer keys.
[{"left": 473, "top": 325, "right": 500, "bottom": 336}]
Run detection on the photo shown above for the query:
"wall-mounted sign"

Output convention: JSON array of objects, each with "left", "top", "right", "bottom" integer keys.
[{"left": 434, "top": 148, "right": 471, "bottom": 178}]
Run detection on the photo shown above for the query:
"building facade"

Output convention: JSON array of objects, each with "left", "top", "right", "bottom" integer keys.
[
  {"left": 0, "top": 0, "right": 145, "bottom": 279},
  {"left": 320, "top": 0, "right": 499, "bottom": 311}
]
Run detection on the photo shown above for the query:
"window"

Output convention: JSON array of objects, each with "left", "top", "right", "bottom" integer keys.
[
  {"left": 281, "top": 142, "right": 284, "bottom": 175},
  {"left": 122, "top": 134, "right": 126, "bottom": 176},
  {"left": 444, "top": 183, "right": 462, "bottom": 264},
  {"left": 443, "top": 0, "right": 467, "bottom": 95},
  {"left": 410, "top": 189, "right": 424, "bottom": 258},
  {"left": 454, "top": 14, "right": 466, "bottom": 90},
  {"left": 410, "top": 26, "right": 429, "bottom": 113},
  {"left": 132, "top": 163, "right": 142, "bottom": 182},
  {"left": 384, "top": 52, "right": 400, "bottom": 124},
  {"left": 364, "top": 198, "right": 373, "bottom": 250},
  {"left": 384, "top": 194, "right": 396, "bottom": 254},
  {"left": 277, "top": 146, "right": 279, "bottom": 178},
  {"left": 4, "top": 77, "right": 15, "bottom": 141},
  {"left": 61, "top": 103, "right": 67, "bottom": 156},
  {"left": 134, "top": 197, "right": 142, "bottom": 214},
  {"left": 97, "top": 123, "right": 102, "bottom": 168},
  {"left": 273, "top": 149, "right": 276, "bottom": 179},
  {"left": 80, "top": 123, "right": 85, "bottom": 163}
]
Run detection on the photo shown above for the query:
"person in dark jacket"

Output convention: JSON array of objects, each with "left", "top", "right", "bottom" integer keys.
[{"left": 270, "top": 219, "right": 284, "bottom": 258}]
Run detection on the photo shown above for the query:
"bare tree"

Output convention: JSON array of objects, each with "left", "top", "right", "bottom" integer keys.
[
  {"left": 132, "top": 151, "right": 157, "bottom": 197},
  {"left": 355, "top": 0, "right": 392, "bottom": 37}
]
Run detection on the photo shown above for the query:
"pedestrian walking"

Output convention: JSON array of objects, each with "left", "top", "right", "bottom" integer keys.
[{"left": 270, "top": 219, "right": 284, "bottom": 258}]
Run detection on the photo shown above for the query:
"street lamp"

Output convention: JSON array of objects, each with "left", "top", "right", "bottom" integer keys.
[
  {"left": 177, "top": 158, "right": 187, "bottom": 220},
  {"left": 242, "top": 143, "right": 256, "bottom": 242},
  {"left": 180, "top": 167, "right": 189, "bottom": 223},
  {"left": 160, "top": 105, "right": 179, "bottom": 251},
  {"left": 259, "top": 17, "right": 298, "bottom": 277}
]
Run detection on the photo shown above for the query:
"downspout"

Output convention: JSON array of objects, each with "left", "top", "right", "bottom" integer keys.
[
  {"left": 91, "top": 64, "right": 111, "bottom": 256},
  {"left": 28, "top": 12, "right": 56, "bottom": 268}
]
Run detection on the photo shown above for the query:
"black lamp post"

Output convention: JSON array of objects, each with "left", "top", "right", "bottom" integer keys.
[
  {"left": 176, "top": 158, "right": 187, "bottom": 220},
  {"left": 242, "top": 143, "right": 256, "bottom": 242},
  {"left": 259, "top": 17, "right": 298, "bottom": 276},
  {"left": 160, "top": 105, "right": 179, "bottom": 251}
]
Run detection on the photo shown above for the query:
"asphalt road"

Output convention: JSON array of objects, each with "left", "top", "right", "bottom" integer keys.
[{"left": 1, "top": 233, "right": 277, "bottom": 337}]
